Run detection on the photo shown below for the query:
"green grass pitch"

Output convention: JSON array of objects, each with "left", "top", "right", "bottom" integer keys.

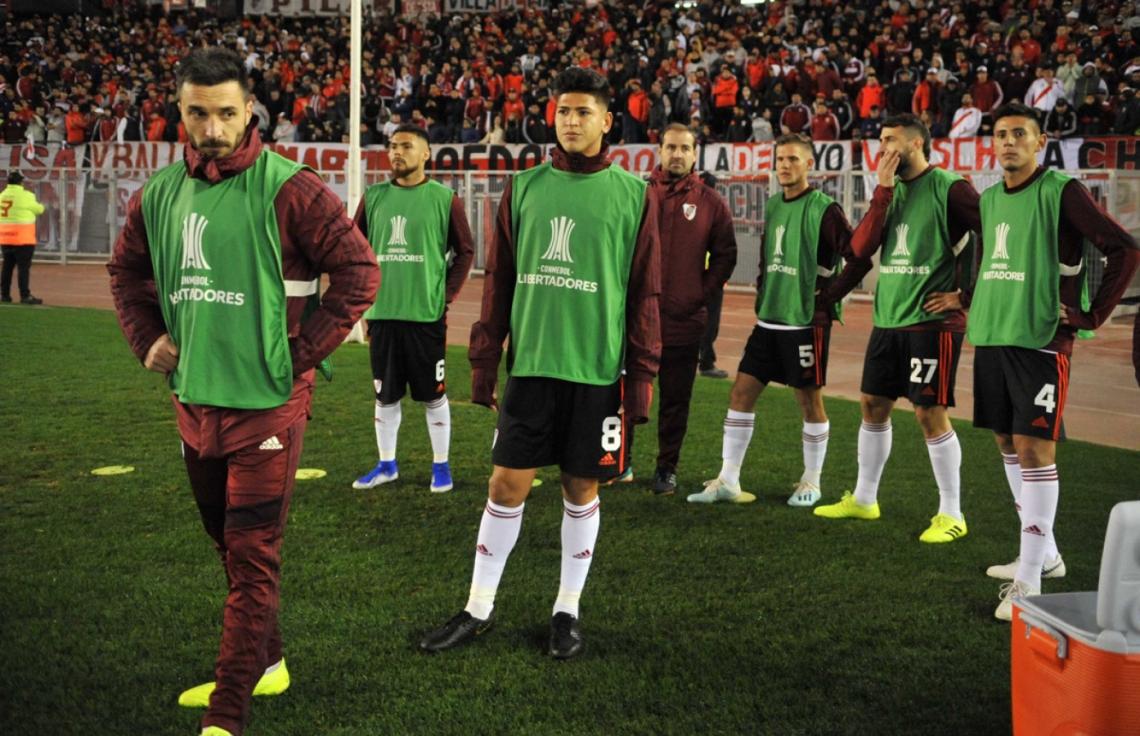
[{"left": 1, "top": 306, "right": 1137, "bottom": 735}]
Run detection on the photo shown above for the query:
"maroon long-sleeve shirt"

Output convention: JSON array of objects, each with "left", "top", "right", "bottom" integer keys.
[
  {"left": 352, "top": 180, "right": 475, "bottom": 305},
  {"left": 758, "top": 188, "right": 873, "bottom": 327},
  {"left": 107, "top": 124, "right": 379, "bottom": 457},
  {"left": 469, "top": 144, "right": 663, "bottom": 423},
  {"left": 961, "top": 167, "right": 1140, "bottom": 355},
  {"left": 851, "top": 167, "right": 982, "bottom": 332},
  {"left": 648, "top": 167, "right": 737, "bottom": 346}
]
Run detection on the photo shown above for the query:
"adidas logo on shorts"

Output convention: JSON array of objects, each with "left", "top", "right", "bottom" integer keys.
[
  {"left": 1031, "top": 417, "right": 1050, "bottom": 429},
  {"left": 258, "top": 436, "right": 284, "bottom": 451},
  {"left": 599, "top": 452, "right": 616, "bottom": 466}
]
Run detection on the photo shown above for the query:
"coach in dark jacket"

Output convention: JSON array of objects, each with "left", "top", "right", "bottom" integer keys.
[{"left": 636, "top": 123, "right": 737, "bottom": 495}]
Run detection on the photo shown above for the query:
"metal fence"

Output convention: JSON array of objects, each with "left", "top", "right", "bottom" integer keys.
[{"left": 17, "top": 168, "right": 1140, "bottom": 306}]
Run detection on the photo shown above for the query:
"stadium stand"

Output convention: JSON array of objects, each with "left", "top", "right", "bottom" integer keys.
[{"left": 0, "top": 0, "right": 1137, "bottom": 147}]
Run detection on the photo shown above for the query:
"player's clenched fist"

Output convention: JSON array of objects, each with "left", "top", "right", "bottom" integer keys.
[{"left": 144, "top": 333, "right": 179, "bottom": 374}]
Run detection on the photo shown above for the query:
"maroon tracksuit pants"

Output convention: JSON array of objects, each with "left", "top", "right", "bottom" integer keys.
[
  {"left": 628, "top": 343, "right": 702, "bottom": 471},
  {"left": 182, "top": 417, "right": 306, "bottom": 736}
]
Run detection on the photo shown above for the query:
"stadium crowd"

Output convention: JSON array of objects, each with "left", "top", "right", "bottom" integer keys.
[{"left": 1, "top": 0, "right": 1139, "bottom": 148}]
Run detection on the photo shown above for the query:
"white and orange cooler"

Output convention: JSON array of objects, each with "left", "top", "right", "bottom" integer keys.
[{"left": 1011, "top": 501, "right": 1140, "bottom": 736}]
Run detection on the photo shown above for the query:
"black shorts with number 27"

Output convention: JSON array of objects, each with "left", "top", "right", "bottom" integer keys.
[{"left": 860, "top": 326, "right": 963, "bottom": 407}]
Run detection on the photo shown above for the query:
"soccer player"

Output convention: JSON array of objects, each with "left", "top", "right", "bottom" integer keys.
[
  {"left": 966, "top": 102, "right": 1139, "bottom": 620},
  {"left": 351, "top": 124, "right": 474, "bottom": 493},
  {"left": 689, "top": 133, "right": 870, "bottom": 506},
  {"left": 634, "top": 122, "right": 736, "bottom": 495},
  {"left": 419, "top": 67, "right": 661, "bottom": 659},
  {"left": 107, "top": 49, "right": 378, "bottom": 736},
  {"left": 813, "top": 113, "right": 981, "bottom": 544}
]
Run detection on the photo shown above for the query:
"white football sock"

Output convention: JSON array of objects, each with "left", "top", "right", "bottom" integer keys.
[
  {"left": 424, "top": 395, "right": 451, "bottom": 463},
  {"left": 719, "top": 410, "right": 755, "bottom": 486},
  {"left": 1002, "top": 453, "right": 1022, "bottom": 513},
  {"left": 1016, "top": 465, "right": 1060, "bottom": 590},
  {"left": 927, "top": 430, "right": 962, "bottom": 519},
  {"left": 375, "top": 401, "right": 401, "bottom": 462},
  {"left": 465, "top": 500, "right": 524, "bottom": 620},
  {"left": 553, "top": 498, "right": 601, "bottom": 618},
  {"left": 801, "top": 420, "right": 830, "bottom": 486},
  {"left": 853, "top": 420, "right": 892, "bottom": 506},
  {"left": 1003, "top": 453, "right": 1060, "bottom": 560}
]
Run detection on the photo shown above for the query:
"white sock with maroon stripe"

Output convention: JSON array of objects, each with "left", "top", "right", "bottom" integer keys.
[
  {"left": 1016, "top": 465, "right": 1060, "bottom": 590},
  {"left": 1004, "top": 453, "right": 1061, "bottom": 560},
  {"left": 719, "top": 410, "right": 755, "bottom": 486},
  {"left": 801, "top": 421, "right": 830, "bottom": 486},
  {"left": 465, "top": 500, "right": 525, "bottom": 620},
  {"left": 927, "top": 430, "right": 962, "bottom": 519},
  {"left": 853, "top": 421, "right": 892, "bottom": 506},
  {"left": 424, "top": 395, "right": 450, "bottom": 463},
  {"left": 375, "top": 401, "right": 401, "bottom": 462},
  {"left": 554, "top": 498, "right": 600, "bottom": 618}
]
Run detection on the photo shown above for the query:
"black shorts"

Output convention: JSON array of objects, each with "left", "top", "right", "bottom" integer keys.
[
  {"left": 738, "top": 323, "right": 830, "bottom": 388},
  {"left": 860, "top": 327, "right": 963, "bottom": 407},
  {"left": 368, "top": 318, "right": 447, "bottom": 404},
  {"left": 491, "top": 376, "right": 628, "bottom": 479},
  {"left": 973, "top": 346, "right": 1070, "bottom": 441}
]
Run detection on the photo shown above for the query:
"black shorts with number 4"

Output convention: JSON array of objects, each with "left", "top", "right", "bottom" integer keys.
[
  {"left": 973, "top": 346, "right": 1070, "bottom": 441},
  {"left": 860, "top": 326, "right": 963, "bottom": 407},
  {"left": 738, "top": 323, "right": 831, "bottom": 388},
  {"left": 368, "top": 318, "right": 447, "bottom": 404},
  {"left": 492, "top": 376, "right": 628, "bottom": 479}
]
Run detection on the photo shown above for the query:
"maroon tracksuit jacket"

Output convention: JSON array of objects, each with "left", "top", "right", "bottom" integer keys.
[
  {"left": 649, "top": 167, "right": 738, "bottom": 346},
  {"left": 107, "top": 123, "right": 377, "bottom": 736},
  {"left": 642, "top": 166, "right": 736, "bottom": 470}
]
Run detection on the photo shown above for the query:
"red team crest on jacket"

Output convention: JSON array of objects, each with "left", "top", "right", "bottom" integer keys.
[{"left": 683, "top": 203, "right": 697, "bottom": 221}]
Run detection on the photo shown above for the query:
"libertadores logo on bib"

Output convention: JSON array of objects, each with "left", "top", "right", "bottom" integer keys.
[
  {"left": 892, "top": 223, "right": 911, "bottom": 258},
  {"left": 388, "top": 215, "right": 408, "bottom": 246},
  {"left": 993, "top": 222, "right": 1011, "bottom": 260},
  {"left": 773, "top": 224, "right": 786, "bottom": 260},
  {"left": 180, "top": 213, "right": 211, "bottom": 270},
  {"left": 542, "top": 216, "right": 576, "bottom": 263}
]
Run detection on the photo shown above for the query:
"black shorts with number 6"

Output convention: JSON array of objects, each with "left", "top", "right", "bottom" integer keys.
[
  {"left": 368, "top": 318, "right": 447, "bottom": 404},
  {"left": 491, "top": 376, "right": 627, "bottom": 479},
  {"left": 972, "top": 346, "right": 1069, "bottom": 441},
  {"left": 859, "top": 326, "right": 963, "bottom": 407}
]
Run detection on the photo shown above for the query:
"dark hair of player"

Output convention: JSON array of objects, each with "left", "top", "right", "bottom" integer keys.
[
  {"left": 176, "top": 48, "right": 250, "bottom": 95},
  {"left": 552, "top": 67, "right": 612, "bottom": 109},
  {"left": 991, "top": 102, "right": 1042, "bottom": 133},
  {"left": 881, "top": 112, "right": 931, "bottom": 157}
]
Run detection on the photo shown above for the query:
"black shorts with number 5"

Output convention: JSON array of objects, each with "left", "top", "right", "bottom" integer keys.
[
  {"left": 973, "top": 346, "right": 1069, "bottom": 441},
  {"left": 860, "top": 326, "right": 963, "bottom": 407},
  {"left": 491, "top": 376, "right": 627, "bottom": 479},
  {"left": 368, "top": 318, "right": 447, "bottom": 404},
  {"left": 738, "top": 323, "right": 830, "bottom": 388}
]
